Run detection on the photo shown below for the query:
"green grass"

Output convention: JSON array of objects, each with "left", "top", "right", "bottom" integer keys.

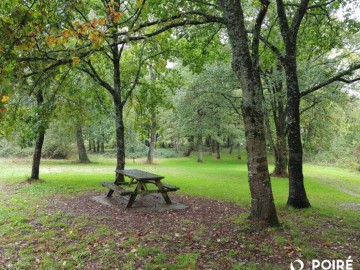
[{"left": 0, "top": 152, "right": 359, "bottom": 269}]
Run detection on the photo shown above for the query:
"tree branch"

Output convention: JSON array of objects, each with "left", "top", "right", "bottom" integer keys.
[
  {"left": 290, "top": 0, "right": 310, "bottom": 39},
  {"left": 300, "top": 100, "right": 321, "bottom": 115},
  {"left": 252, "top": 0, "right": 271, "bottom": 62},
  {"left": 22, "top": 50, "right": 95, "bottom": 78},
  {"left": 259, "top": 35, "right": 285, "bottom": 63},
  {"left": 300, "top": 63, "right": 360, "bottom": 97},
  {"left": 122, "top": 42, "right": 147, "bottom": 106},
  {"left": 221, "top": 93, "right": 242, "bottom": 116},
  {"left": 79, "top": 60, "right": 115, "bottom": 96},
  {"left": 307, "top": 0, "right": 336, "bottom": 10}
]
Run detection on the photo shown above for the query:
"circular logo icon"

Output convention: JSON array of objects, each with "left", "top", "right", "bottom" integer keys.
[{"left": 290, "top": 259, "right": 304, "bottom": 270}]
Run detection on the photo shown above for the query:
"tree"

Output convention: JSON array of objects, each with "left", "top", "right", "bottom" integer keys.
[
  {"left": 5, "top": 0, "right": 281, "bottom": 226},
  {"left": 176, "top": 63, "right": 241, "bottom": 161},
  {"left": 219, "top": 0, "right": 279, "bottom": 226},
  {"left": 134, "top": 61, "right": 178, "bottom": 164},
  {"left": 262, "top": 63, "right": 288, "bottom": 177},
  {"left": 30, "top": 69, "right": 68, "bottom": 180},
  {"left": 264, "top": 0, "right": 360, "bottom": 208},
  {"left": 11, "top": 0, "right": 221, "bottom": 184}
]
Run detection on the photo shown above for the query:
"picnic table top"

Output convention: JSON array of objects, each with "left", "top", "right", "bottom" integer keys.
[{"left": 116, "top": 169, "right": 164, "bottom": 181}]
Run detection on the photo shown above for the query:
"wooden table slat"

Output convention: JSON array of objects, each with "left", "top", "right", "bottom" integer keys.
[{"left": 116, "top": 169, "right": 164, "bottom": 180}]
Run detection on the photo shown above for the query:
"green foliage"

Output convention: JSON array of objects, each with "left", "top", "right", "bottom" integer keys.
[
  {"left": 301, "top": 93, "right": 360, "bottom": 169},
  {"left": 0, "top": 139, "right": 33, "bottom": 158},
  {"left": 172, "top": 62, "right": 243, "bottom": 145}
]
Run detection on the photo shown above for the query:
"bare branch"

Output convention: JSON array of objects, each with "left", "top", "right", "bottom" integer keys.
[
  {"left": 79, "top": 60, "right": 115, "bottom": 96},
  {"left": 252, "top": 0, "right": 271, "bottom": 62},
  {"left": 259, "top": 35, "right": 285, "bottom": 63},
  {"left": 221, "top": 93, "right": 242, "bottom": 116},
  {"left": 307, "top": 0, "right": 336, "bottom": 10},
  {"left": 300, "top": 100, "right": 321, "bottom": 115},
  {"left": 290, "top": 0, "right": 310, "bottom": 39},
  {"left": 122, "top": 42, "right": 147, "bottom": 105},
  {"left": 301, "top": 63, "right": 360, "bottom": 97},
  {"left": 22, "top": 50, "right": 95, "bottom": 78}
]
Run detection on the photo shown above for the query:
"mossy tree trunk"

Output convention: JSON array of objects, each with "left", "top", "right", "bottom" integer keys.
[{"left": 220, "top": 0, "right": 279, "bottom": 226}]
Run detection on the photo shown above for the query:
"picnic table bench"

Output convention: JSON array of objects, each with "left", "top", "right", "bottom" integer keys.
[{"left": 101, "top": 169, "right": 179, "bottom": 208}]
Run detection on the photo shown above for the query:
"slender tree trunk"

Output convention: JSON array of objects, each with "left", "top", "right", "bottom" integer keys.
[
  {"left": 205, "top": 136, "right": 211, "bottom": 148},
  {"left": 92, "top": 139, "right": 96, "bottom": 152},
  {"left": 184, "top": 136, "right": 194, "bottom": 157},
  {"left": 96, "top": 140, "right": 100, "bottom": 152},
  {"left": 237, "top": 143, "right": 242, "bottom": 160},
  {"left": 89, "top": 140, "right": 92, "bottom": 151},
  {"left": 284, "top": 60, "right": 310, "bottom": 208},
  {"left": 76, "top": 124, "right": 90, "bottom": 163},
  {"left": 267, "top": 65, "right": 288, "bottom": 178},
  {"left": 147, "top": 112, "right": 157, "bottom": 164},
  {"left": 100, "top": 133, "right": 105, "bottom": 153},
  {"left": 30, "top": 128, "right": 46, "bottom": 180},
  {"left": 216, "top": 141, "right": 221, "bottom": 159},
  {"left": 197, "top": 135, "right": 203, "bottom": 162},
  {"left": 30, "top": 91, "right": 46, "bottom": 181},
  {"left": 220, "top": 0, "right": 279, "bottom": 226},
  {"left": 272, "top": 135, "right": 288, "bottom": 177},
  {"left": 229, "top": 138, "right": 234, "bottom": 154},
  {"left": 275, "top": 0, "right": 310, "bottom": 208},
  {"left": 263, "top": 86, "right": 288, "bottom": 177},
  {"left": 211, "top": 138, "right": 216, "bottom": 155}
]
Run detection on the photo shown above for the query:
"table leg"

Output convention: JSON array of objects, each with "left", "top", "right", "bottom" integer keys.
[
  {"left": 107, "top": 190, "right": 114, "bottom": 197},
  {"left": 107, "top": 179, "right": 125, "bottom": 197},
  {"left": 155, "top": 180, "right": 172, "bottom": 204},
  {"left": 126, "top": 182, "right": 141, "bottom": 208},
  {"left": 126, "top": 193, "right": 137, "bottom": 208}
]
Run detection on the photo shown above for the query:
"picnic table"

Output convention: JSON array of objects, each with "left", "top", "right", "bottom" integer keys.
[{"left": 101, "top": 169, "right": 180, "bottom": 208}]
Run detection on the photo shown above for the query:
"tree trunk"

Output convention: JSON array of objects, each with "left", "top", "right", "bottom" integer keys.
[
  {"left": 271, "top": 66, "right": 288, "bottom": 178},
  {"left": 92, "top": 139, "right": 96, "bottom": 152},
  {"left": 205, "top": 136, "right": 211, "bottom": 148},
  {"left": 216, "top": 141, "right": 221, "bottom": 159},
  {"left": 284, "top": 60, "right": 310, "bottom": 208},
  {"left": 89, "top": 140, "right": 92, "bottom": 151},
  {"left": 147, "top": 112, "right": 157, "bottom": 164},
  {"left": 114, "top": 99, "right": 125, "bottom": 184},
  {"left": 76, "top": 124, "right": 91, "bottom": 163},
  {"left": 210, "top": 138, "right": 216, "bottom": 155},
  {"left": 272, "top": 136, "right": 288, "bottom": 177},
  {"left": 100, "top": 133, "right": 105, "bottom": 153},
  {"left": 30, "top": 91, "right": 46, "bottom": 181},
  {"left": 237, "top": 143, "right": 242, "bottom": 160},
  {"left": 263, "top": 67, "right": 288, "bottom": 178},
  {"left": 96, "top": 140, "right": 100, "bottom": 152},
  {"left": 275, "top": 0, "right": 310, "bottom": 208},
  {"left": 229, "top": 138, "right": 234, "bottom": 154},
  {"left": 30, "top": 128, "right": 46, "bottom": 180},
  {"left": 184, "top": 136, "right": 194, "bottom": 157},
  {"left": 197, "top": 135, "right": 203, "bottom": 162},
  {"left": 220, "top": 0, "right": 279, "bottom": 226}
]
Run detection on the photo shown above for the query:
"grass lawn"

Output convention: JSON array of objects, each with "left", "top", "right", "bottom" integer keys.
[{"left": 0, "top": 153, "right": 359, "bottom": 269}]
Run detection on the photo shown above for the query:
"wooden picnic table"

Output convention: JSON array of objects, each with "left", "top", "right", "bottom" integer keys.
[{"left": 101, "top": 169, "right": 179, "bottom": 208}]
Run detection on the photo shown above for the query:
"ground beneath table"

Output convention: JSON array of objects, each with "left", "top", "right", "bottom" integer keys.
[{"left": 47, "top": 191, "right": 243, "bottom": 232}]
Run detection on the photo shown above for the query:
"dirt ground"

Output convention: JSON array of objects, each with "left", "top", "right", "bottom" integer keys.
[{"left": 45, "top": 191, "right": 300, "bottom": 269}]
